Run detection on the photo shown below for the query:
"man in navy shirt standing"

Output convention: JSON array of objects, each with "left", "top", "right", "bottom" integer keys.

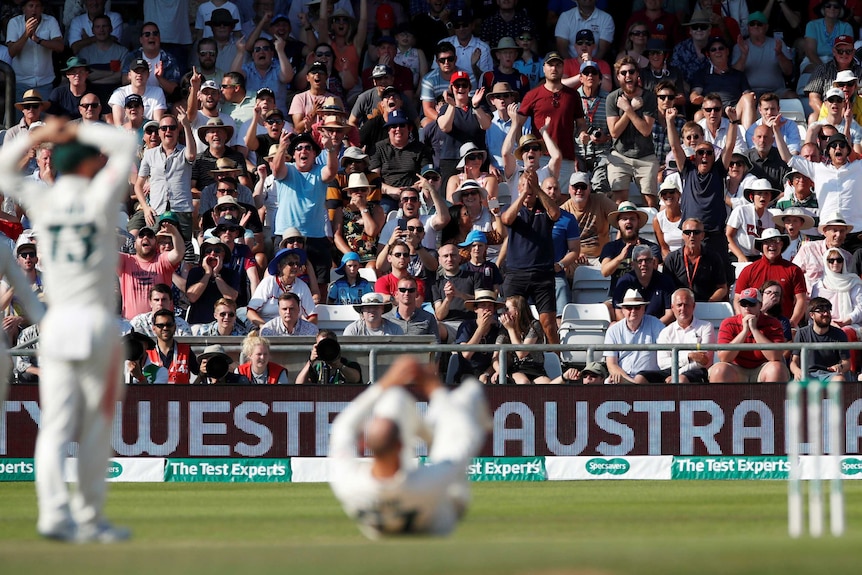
[{"left": 501, "top": 170, "right": 560, "bottom": 344}]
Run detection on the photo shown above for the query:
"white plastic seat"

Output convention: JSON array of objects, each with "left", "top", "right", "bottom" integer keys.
[
  {"left": 558, "top": 331, "right": 605, "bottom": 365},
  {"left": 358, "top": 267, "right": 377, "bottom": 282},
  {"left": 559, "top": 303, "right": 611, "bottom": 331},
  {"left": 780, "top": 98, "right": 806, "bottom": 125},
  {"left": 694, "top": 301, "right": 734, "bottom": 331},
  {"left": 314, "top": 304, "right": 360, "bottom": 334},
  {"left": 571, "top": 265, "right": 610, "bottom": 304}
]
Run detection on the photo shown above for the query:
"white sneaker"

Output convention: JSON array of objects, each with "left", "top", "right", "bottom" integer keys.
[{"left": 75, "top": 521, "right": 131, "bottom": 544}]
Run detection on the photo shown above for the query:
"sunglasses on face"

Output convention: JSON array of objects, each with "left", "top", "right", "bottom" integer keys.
[
  {"left": 619, "top": 69, "right": 637, "bottom": 76},
  {"left": 829, "top": 141, "right": 849, "bottom": 149},
  {"left": 690, "top": 24, "right": 709, "bottom": 31},
  {"left": 315, "top": 51, "right": 333, "bottom": 57},
  {"left": 749, "top": 21, "right": 765, "bottom": 27},
  {"left": 80, "top": 102, "right": 100, "bottom": 109},
  {"left": 216, "top": 188, "right": 236, "bottom": 194},
  {"left": 18, "top": 251, "right": 37, "bottom": 259},
  {"left": 517, "top": 35, "right": 532, "bottom": 42},
  {"left": 695, "top": 149, "right": 714, "bottom": 156},
  {"left": 702, "top": 106, "right": 721, "bottom": 113},
  {"left": 200, "top": 50, "right": 217, "bottom": 56},
  {"left": 397, "top": 287, "right": 417, "bottom": 293},
  {"left": 460, "top": 190, "right": 480, "bottom": 197},
  {"left": 656, "top": 94, "right": 675, "bottom": 100},
  {"left": 818, "top": 133, "right": 832, "bottom": 140},
  {"left": 581, "top": 69, "right": 600, "bottom": 76},
  {"left": 684, "top": 134, "right": 700, "bottom": 140},
  {"left": 284, "top": 261, "right": 300, "bottom": 267},
  {"left": 630, "top": 30, "right": 648, "bottom": 36},
  {"left": 21, "top": 104, "right": 41, "bottom": 110},
  {"left": 571, "top": 183, "right": 588, "bottom": 191},
  {"left": 253, "top": 45, "right": 272, "bottom": 53},
  {"left": 739, "top": 301, "right": 757, "bottom": 308},
  {"left": 142, "top": 30, "right": 160, "bottom": 37},
  {"left": 264, "top": 118, "right": 284, "bottom": 125},
  {"left": 402, "top": 196, "right": 419, "bottom": 202},
  {"left": 390, "top": 252, "right": 409, "bottom": 258},
  {"left": 294, "top": 144, "right": 314, "bottom": 151},
  {"left": 203, "top": 248, "right": 223, "bottom": 255},
  {"left": 159, "top": 124, "right": 178, "bottom": 131},
  {"left": 220, "top": 83, "right": 237, "bottom": 90},
  {"left": 145, "top": 127, "right": 159, "bottom": 135},
  {"left": 437, "top": 56, "right": 456, "bottom": 64},
  {"left": 836, "top": 81, "right": 856, "bottom": 87},
  {"left": 827, "top": 257, "right": 845, "bottom": 264},
  {"left": 729, "top": 160, "right": 747, "bottom": 167},
  {"left": 522, "top": 144, "right": 542, "bottom": 153},
  {"left": 285, "top": 237, "right": 304, "bottom": 244},
  {"left": 453, "top": 82, "right": 470, "bottom": 89},
  {"left": 682, "top": 229, "right": 703, "bottom": 236},
  {"left": 217, "top": 312, "right": 236, "bottom": 318},
  {"left": 453, "top": 22, "right": 470, "bottom": 29},
  {"left": 836, "top": 49, "right": 854, "bottom": 56},
  {"left": 406, "top": 225, "right": 423, "bottom": 232},
  {"left": 465, "top": 153, "right": 484, "bottom": 161}
]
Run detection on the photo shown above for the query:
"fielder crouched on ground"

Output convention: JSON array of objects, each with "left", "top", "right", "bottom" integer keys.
[
  {"left": 0, "top": 118, "right": 138, "bottom": 543},
  {"left": 328, "top": 355, "right": 491, "bottom": 538}
]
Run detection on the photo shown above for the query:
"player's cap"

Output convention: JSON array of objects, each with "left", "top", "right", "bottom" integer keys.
[
  {"left": 372, "top": 64, "right": 394, "bottom": 78},
  {"left": 581, "top": 361, "right": 608, "bottom": 378},
  {"left": 738, "top": 287, "right": 762, "bottom": 305},
  {"left": 458, "top": 230, "right": 488, "bottom": 247}
]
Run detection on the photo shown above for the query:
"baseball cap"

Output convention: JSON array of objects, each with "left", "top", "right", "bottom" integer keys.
[
  {"left": 575, "top": 29, "right": 595, "bottom": 43},
  {"left": 384, "top": 109, "right": 409, "bottom": 127},
  {"left": 835, "top": 34, "right": 854, "bottom": 47},
  {"left": 580, "top": 60, "right": 599, "bottom": 73},
  {"left": 451, "top": 8, "right": 472, "bottom": 24},
  {"left": 380, "top": 85, "right": 398, "bottom": 98},
  {"left": 308, "top": 61, "right": 328, "bottom": 75},
  {"left": 569, "top": 172, "right": 590, "bottom": 186},
  {"left": 130, "top": 58, "right": 149, "bottom": 71},
  {"left": 201, "top": 79, "right": 219, "bottom": 92},
  {"left": 372, "top": 64, "right": 393, "bottom": 78},
  {"left": 747, "top": 11, "right": 768, "bottom": 24},
  {"left": 739, "top": 288, "right": 761, "bottom": 305},
  {"left": 544, "top": 51, "right": 564, "bottom": 64},
  {"left": 450, "top": 70, "right": 470, "bottom": 85},
  {"left": 271, "top": 13, "right": 290, "bottom": 24},
  {"left": 581, "top": 361, "right": 608, "bottom": 378},
  {"left": 125, "top": 94, "right": 143, "bottom": 107},
  {"left": 825, "top": 87, "right": 845, "bottom": 100},
  {"left": 373, "top": 35, "right": 397, "bottom": 46},
  {"left": 256, "top": 87, "right": 275, "bottom": 100},
  {"left": 420, "top": 164, "right": 441, "bottom": 178}
]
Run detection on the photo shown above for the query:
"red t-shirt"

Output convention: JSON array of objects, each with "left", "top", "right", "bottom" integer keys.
[
  {"left": 624, "top": 11, "right": 683, "bottom": 46},
  {"left": 718, "top": 313, "right": 785, "bottom": 369},
  {"left": 734, "top": 257, "right": 806, "bottom": 320},
  {"left": 518, "top": 84, "right": 585, "bottom": 161},
  {"left": 562, "top": 58, "right": 611, "bottom": 82},
  {"left": 374, "top": 273, "right": 426, "bottom": 301}
]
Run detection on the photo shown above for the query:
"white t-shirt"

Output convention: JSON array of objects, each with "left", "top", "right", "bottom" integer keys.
[
  {"left": 6, "top": 14, "right": 63, "bottom": 86},
  {"left": 108, "top": 85, "right": 167, "bottom": 121},
  {"left": 726, "top": 204, "right": 774, "bottom": 257}
]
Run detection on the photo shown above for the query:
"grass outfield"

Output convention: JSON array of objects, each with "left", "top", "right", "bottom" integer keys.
[{"left": 1, "top": 481, "right": 860, "bottom": 574}]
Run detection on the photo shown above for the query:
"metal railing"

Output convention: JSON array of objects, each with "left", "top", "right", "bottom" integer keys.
[{"left": 10, "top": 337, "right": 852, "bottom": 383}]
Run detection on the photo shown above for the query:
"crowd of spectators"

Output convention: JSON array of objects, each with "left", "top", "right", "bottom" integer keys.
[{"left": 3, "top": 0, "right": 862, "bottom": 385}]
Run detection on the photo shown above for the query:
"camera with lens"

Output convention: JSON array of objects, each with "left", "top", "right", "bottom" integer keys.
[
  {"left": 316, "top": 337, "right": 341, "bottom": 363},
  {"left": 587, "top": 126, "right": 603, "bottom": 138}
]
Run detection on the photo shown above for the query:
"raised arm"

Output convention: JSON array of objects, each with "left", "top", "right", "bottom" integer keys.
[
  {"left": 768, "top": 113, "right": 792, "bottom": 163},
  {"left": 270, "top": 130, "right": 291, "bottom": 180},
  {"left": 665, "top": 107, "right": 686, "bottom": 176}
]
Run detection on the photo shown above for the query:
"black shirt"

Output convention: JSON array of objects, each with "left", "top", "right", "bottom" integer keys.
[{"left": 663, "top": 246, "right": 728, "bottom": 302}]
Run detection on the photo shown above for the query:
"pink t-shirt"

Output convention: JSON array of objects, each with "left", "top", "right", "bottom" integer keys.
[{"left": 118, "top": 253, "right": 176, "bottom": 319}]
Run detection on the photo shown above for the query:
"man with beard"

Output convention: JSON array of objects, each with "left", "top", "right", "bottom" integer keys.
[
  {"left": 561, "top": 172, "right": 617, "bottom": 265},
  {"left": 118, "top": 225, "right": 185, "bottom": 320},
  {"left": 269, "top": 130, "right": 340, "bottom": 296},
  {"left": 187, "top": 73, "right": 244, "bottom": 152},
  {"left": 667, "top": 105, "right": 738, "bottom": 267},
  {"left": 605, "top": 57, "right": 659, "bottom": 207},
  {"left": 790, "top": 297, "right": 850, "bottom": 382},
  {"left": 599, "top": 202, "right": 661, "bottom": 295}
]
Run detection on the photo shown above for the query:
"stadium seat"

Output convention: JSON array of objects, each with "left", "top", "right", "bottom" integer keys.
[
  {"left": 358, "top": 267, "right": 377, "bottom": 283},
  {"left": 386, "top": 210, "right": 399, "bottom": 222},
  {"left": 694, "top": 301, "right": 734, "bottom": 331},
  {"left": 558, "top": 330, "right": 605, "bottom": 365},
  {"left": 571, "top": 265, "right": 610, "bottom": 304},
  {"left": 543, "top": 352, "right": 562, "bottom": 379},
  {"left": 559, "top": 302, "right": 611, "bottom": 331},
  {"left": 315, "top": 304, "right": 360, "bottom": 334},
  {"left": 780, "top": 98, "right": 806, "bottom": 126}
]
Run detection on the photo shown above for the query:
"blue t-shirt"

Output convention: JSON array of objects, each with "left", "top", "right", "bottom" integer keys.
[
  {"left": 273, "top": 163, "right": 328, "bottom": 237},
  {"left": 327, "top": 277, "right": 373, "bottom": 305},
  {"left": 551, "top": 209, "right": 581, "bottom": 278}
]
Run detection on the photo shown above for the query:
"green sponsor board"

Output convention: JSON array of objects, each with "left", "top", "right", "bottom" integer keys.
[
  {"left": 0, "top": 458, "right": 35, "bottom": 481},
  {"left": 165, "top": 459, "right": 291, "bottom": 483},
  {"left": 673, "top": 456, "right": 789, "bottom": 480},
  {"left": 106, "top": 461, "right": 123, "bottom": 479},
  {"left": 841, "top": 458, "right": 862, "bottom": 475},
  {"left": 465, "top": 457, "right": 546, "bottom": 481},
  {"left": 585, "top": 457, "right": 631, "bottom": 476}
]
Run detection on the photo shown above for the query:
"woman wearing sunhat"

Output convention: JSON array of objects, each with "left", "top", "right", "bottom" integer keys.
[
  {"left": 445, "top": 142, "right": 499, "bottom": 203},
  {"left": 333, "top": 172, "right": 386, "bottom": 270}
]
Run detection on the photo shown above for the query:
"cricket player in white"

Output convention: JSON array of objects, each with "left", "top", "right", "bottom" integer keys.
[
  {"left": 0, "top": 119, "right": 138, "bottom": 543},
  {"left": 329, "top": 356, "right": 491, "bottom": 538}
]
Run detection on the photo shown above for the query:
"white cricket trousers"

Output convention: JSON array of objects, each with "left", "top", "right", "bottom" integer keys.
[{"left": 35, "top": 311, "right": 123, "bottom": 533}]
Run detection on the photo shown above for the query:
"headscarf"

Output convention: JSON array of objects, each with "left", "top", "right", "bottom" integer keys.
[{"left": 821, "top": 247, "right": 862, "bottom": 318}]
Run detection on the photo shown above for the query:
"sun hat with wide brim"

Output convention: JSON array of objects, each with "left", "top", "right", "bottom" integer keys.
[
  {"left": 618, "top": 288, "right": 649, "bottom": 307},
  {"left": 743, "top": 178, "right": 782, "bottom": 204},
  {"left": 352, "top": 292, "right": 393, "bottom": 313},
  {"left": 485, "top": 81, "right": 519, "bottom": 104},
  {"left": 491, "top": 36, "right": 522, "bottom": 55},
  {"left": 198, "top": 344, "right": 233, "bottom": 362},
  {"left": 268, "top": 247, "right": 308, "bottom": 276},
  {"left": 608, "top": 202, "right": 648, "bottom": 229},
  {"left": 452, "top": 179, "right": 487, "bottom": 204},
  {"left": 15, "top": 89, "right": 50, "bottom": 112},
  {"left": 456, "top": 142, "right": 487, "bottom": 170},
  {"left": 513, "top": 133, "right": 546, "bottom": 160},
  {"left": 210, "top": 157, "right": 242, "bottom": 175},
  {"left": 196, "top": 117, "right": 235, "bottom": 142},
  {"left": 343, "top": 172, "right": 374, "bottom": 192},
  {"left": 465, "top": 290, "right": 505, "bottom": 311},
  {"left": 774, "top": 207, "right": 816, "bottom": 231},
  {"left": 817, "top": 211, "right": 855, "bottom": 235},
  {"left": 753, "top": 227, "right": 790, "bottom": 251}
]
